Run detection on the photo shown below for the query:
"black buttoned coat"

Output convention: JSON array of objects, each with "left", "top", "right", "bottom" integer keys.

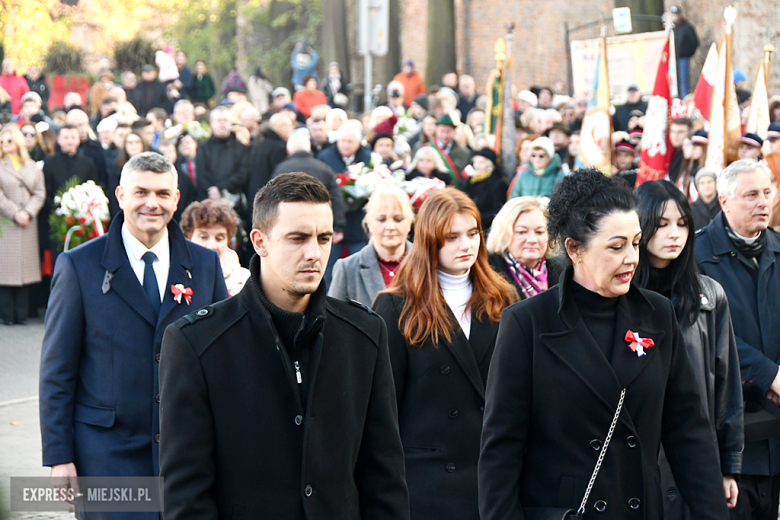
[
  {"left": 159, "top": 258, "right": 410, "bottom": 520},
  {"left": 479, "top": 269, "right": 729, "bottom": 520},
  {"left": 373, "top": 292, "right": 498, "bottom": 520}
]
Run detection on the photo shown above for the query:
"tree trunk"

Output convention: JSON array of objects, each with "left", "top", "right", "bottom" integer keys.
[
  {"left": 320, "top": 0, "right": 351, "bottom": 84},
  {"left": 425, "top": 0, "right": 456, "bottom": 86},
  {"left": 374, "top": 0, "right": 400, "bottom": 91},
  {"left": 614, "top": 0, "right": 664, "bottom": 33},
  {"left": 235, "top": 0, "right": 249, "bottom": 77}
]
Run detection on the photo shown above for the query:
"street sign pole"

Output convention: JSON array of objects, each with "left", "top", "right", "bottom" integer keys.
[{"left": 358, "top": 0, "right": 389, "bottom": 112}]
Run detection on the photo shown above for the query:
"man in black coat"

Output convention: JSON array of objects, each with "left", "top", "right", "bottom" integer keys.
[
  {"left": 246, "top": 112, "right": 294, "bottom": 201},
  {"left": 672, "top": 5, "right": 699, "bottom": 97},
  {"left": 696, "top": 160, "right": 780, "bottom": 520},
  {"left": 612, "top": 85, "right": 647, "bottom": 133},
  {"left": 66, "top": 108, "right": 108, "bottom": 187},
  {"left": 159, "top": 172, "right": 409, "bottom": 520},
  {"left": 135, "top": 65, "right": 169, "bottom": 116},
  {"left": 196, "top": 106, "right": 250, "bottom": 199}
]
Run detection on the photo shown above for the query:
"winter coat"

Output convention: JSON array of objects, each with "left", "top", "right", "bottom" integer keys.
[
  {"left": 189, "top": 74, "right": 216, "bottom": 105},
  {"left": 392, "top": 72, "right": 427, "bottom": 107},
  {"left": 692, "top": 197, "right": 721, "bottom": 232},
  {"left": 318, "top": 145, "right": 373, "bottom": 243},
  {"left": 675, "top": 20, "right": 699, "bottom": 58},
  {"left": 373, "top": 291, "right": 501, "bottom": 520},
  {"left": 272, "top": 151, "right": 347, "bottom": 232},
  {"left": 479, "top": 268, "right": 730, "bottom": 520},
  {"left": 0, "top": 157, "right": 45, "bottom": 286},
  {"left": 0, "top": 72, "right": 30, "bottom": 114},
  {"left": 291, "top": 48, "right": 319, "bottom": 87},
  {"left": 159, "top": 255, "right": 410, "bottom": 520},
  {"left": 696, "top": 213, "right": 780, "bottom": 476},
  {"left": 293, "top": 89, "right": 327, "bottom": 119},
  {"left": 134, "top": 79, "right": 169, "bottom": 115},
  {"left": 460, "top": 170, "right": 508, "bottom": 230},
  {"left": 196, "top": 134, "right": 250, "bottom": 196},
  {"left": 509, "top": 154, "right": 564, "bottom": 199},
  {"left": 25, "top": 75, "right": 49, "bottom": 108},
  {"left": 659, "top": 275, "right": 743, "bottom": 519},
  {"left": 246, "top": 129, "right": 287, "bottom": 201}
]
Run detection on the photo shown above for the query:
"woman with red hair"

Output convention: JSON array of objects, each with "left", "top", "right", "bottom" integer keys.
[{"left": 372, "top": 188, "right": 517, "bottom": 520}]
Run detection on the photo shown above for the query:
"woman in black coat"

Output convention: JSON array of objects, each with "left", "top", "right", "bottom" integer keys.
[
  {"left": 634, "top": 181, "right": 742, "bottom": 518},
  {"left": 486, "top": 195, "right": 563, "bottom": 299},
  {"left": 373, "top": 188, "right": 517, "bottom": 520},
  {"left": 479, "top": 169, "right": 731, "bottom": 520},
  {"left": 460, "top": 148, "right": 508, "bottom": 229}
]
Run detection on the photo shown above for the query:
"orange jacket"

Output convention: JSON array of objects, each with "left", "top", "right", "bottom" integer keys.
[{"left": 393, "top": 72, "right": 426, "bottom": 107}]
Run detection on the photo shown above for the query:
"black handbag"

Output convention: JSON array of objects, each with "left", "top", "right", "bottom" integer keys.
[
  {"left": 522, "top": 388, "right": 626, "bottom": 520},
  {"left": 743, "top": 383, "right": 780, "bottom": 442}
]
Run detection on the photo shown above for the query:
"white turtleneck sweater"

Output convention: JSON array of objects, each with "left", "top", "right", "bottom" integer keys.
[{"left": 438, "top": 270, "right": 473, "bottom": 339}]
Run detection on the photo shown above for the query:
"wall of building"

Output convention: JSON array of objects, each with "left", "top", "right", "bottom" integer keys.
[{"left": 400, "top": 0, "right": 780, "bottom": 98}]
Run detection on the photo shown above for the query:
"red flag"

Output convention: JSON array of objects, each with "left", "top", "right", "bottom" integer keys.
[
  {"left": 636, "top": 39, "right": 673, "bottom": 187},
  {"left": 691, "top": 43, "right": 718, "bottom": 122}
]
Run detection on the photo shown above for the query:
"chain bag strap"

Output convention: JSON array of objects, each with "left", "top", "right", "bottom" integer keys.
[{"left": 575, "top": 388, "right": 626, "bottom": 517}]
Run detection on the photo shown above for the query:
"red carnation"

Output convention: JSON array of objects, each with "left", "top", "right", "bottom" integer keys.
[
  {"left": 78, "top": 217, "right": 87, "bottom": 225},
  {"left": 75, "top": 228, "right": 85, "bottom": 236},
  {"left": 66, "top": 216, "right": 75, "bottom": 225}
]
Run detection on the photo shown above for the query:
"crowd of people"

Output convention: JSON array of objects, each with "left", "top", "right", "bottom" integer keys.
[{"left": 1, "top": 16, "right": 780, "bottom": 518}]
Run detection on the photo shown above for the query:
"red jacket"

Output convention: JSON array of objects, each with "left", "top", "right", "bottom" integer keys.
[
  {"left": 393, "top": 72, "right": 426, "bottom": 107},
  {"left": 293, "top": 89, "right": 327, "bottom": 119},
  {"left": 0, "top": 73, "right": 30, "bottom": 115}
]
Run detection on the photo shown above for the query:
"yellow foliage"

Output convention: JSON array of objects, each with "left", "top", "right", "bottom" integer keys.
[{"left": 0, "top": 0, "right": 71, "bottom": 69}]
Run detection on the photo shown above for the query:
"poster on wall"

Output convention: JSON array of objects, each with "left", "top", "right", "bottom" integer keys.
[{"left": 571, "top": 31, "right": 668, "bottom": 104}]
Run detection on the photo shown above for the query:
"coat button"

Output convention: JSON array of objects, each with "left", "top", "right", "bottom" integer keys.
[
  {"left": 445, "top": 463, "right": 456, "bottom": 473},
  {"left": 155, "top": 434, "right": 160, "bottom": 443},
  {"left": 590, "top": 439, "right": 603, "bottom": 451},
  {"left": 626, "top": 435, "right": 637, "bottom": 448},
  {"left": 627, "top": 497, "right": 641, "bottom": 510},
  {"left": 295, "top": 415, "right": 303, "bottom": 426},
  {"left": 448, "top": 409, "right": 459, "bottom": 418},
  {"left": 304, "top": 485, "right": 313, "bottom": 497},
  {"left": 156, "top": 394, "right": 161, "bottom": 403},
  {"left": 440, "top": 365, "right": 451, "bottom": 374},
  {"left": 712, "top": 255, "right": 718, "bottom": 260},
  {"left": 594, "top": 500, "right": 607, "bottom": 513},
  {"left": 155, "top": 353, "right": 161, "bottom": 362}
]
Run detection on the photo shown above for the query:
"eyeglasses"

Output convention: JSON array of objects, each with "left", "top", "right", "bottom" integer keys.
[{"left": 22, "top": 132, "right": 37, "bottom": 138}]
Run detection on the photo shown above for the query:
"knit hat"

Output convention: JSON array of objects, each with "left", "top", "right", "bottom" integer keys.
[
  {"left": 222, "top": 69, "right": 248, "bottom": 95},
  {"left": 530, "top": 137, "right": 555, "bottom": 159},
  {"left": 741, "top": 133, "right": 763, "bottom": 149},
  {"left": 437, "top": 114, "right": 457, "bottom": 127},
  {"left": 404, "top": 60, "right": 415, "bottom": 68},
  {"left": 695, "top": 168, "right": 718, "bottom": 187},
  {"left": 628, "top": 128, "right": 643, "bottom": 139},
  {"left": 412, "top": 94, "right": 428, "bottom": 110},
  {"left": 691, "top": 130, "right": 709, "bottom": 145},
  {"left": 767, "top": 123, "right": 780, "bottom": 141},
  {"left": 614, "top": 139, "right": 636, "bottom": 154},
  {"left": 473, "top": 147, "right": 497, "bottom": 165},
  {"left": 733, "top": 69, "right": 747, "bottom": 84},
  {"left": 281, "top": 102, "right": 298, "bottom": 113},
  {"left": 370, "top": 115, "right": 398, "bottom": 148}
]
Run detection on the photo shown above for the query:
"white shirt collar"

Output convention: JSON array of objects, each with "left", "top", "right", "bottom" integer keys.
[{"left": 122, "top": 223, "right": 169, "bottom": 265}]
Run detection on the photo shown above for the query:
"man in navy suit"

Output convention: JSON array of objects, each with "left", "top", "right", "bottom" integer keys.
[{"left": 39, "top": 152, "right": 229, "bottom": 518}]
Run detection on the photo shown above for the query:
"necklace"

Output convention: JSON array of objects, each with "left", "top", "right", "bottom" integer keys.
[{"left": 379, "top": 261, "right": 400, "bottom": 277}]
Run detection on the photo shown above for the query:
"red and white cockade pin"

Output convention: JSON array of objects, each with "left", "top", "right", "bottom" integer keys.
[
  {"left": 171, "top": 284, "right": 193, "bottom": 305},
  {"left": 625, "top": 330, "right": 654, "bottom": 357}
]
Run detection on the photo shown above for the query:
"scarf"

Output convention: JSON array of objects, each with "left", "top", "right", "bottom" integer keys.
[
  {"left": 723, "top": 213, "right": 766, "bottom": 267},
  {"left": 504, "top": 252, "right": 548, "bottom": 299}
]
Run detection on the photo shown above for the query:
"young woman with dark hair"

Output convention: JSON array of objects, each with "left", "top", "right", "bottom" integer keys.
[
  {"left": 479, "top": 169, "right": 732, "bottom": 520},
  {"left": 634, "top": 180, "right": 742, "bottom": 520},
  {"left": 372, "top": 188, "right": 517, "bottom": 520}
]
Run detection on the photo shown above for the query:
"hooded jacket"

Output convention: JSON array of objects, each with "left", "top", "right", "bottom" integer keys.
[{"left": 509, "top": 153, "right": 564, "bottom": 199}]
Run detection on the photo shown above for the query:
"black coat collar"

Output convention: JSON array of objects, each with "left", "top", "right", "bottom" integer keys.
[{"left": 543, "top": 267, "right": 665, "bottom": 424}]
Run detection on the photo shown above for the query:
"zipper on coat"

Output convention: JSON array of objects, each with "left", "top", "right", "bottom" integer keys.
[{"left": 294, "top": 361, "right": 302, "bottom": 384}]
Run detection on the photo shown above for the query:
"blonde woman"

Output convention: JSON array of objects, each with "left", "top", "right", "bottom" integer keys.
[
  {"left": 407, "top": 146, "right": 453, "bottom": 185},
  {"left": 486, "top": 196, "right": 562, "bottom": 300},
  {"left": 0, "top": 124, "right": 46, "bottom": 325},
  {"left": 328, "top": 187, "right": 414, "bottom": 306}
]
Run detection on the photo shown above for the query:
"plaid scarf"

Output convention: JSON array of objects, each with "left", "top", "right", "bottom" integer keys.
[{"left": 504, "top": 252, "right": 548, "bottom": 299}]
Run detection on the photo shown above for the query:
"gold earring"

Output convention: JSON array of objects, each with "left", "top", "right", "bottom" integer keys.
[{"left": 577, "top": 260, "right": 582, "bottom": 266}]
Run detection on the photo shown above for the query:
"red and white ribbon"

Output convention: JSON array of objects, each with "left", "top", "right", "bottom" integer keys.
[
  {"left": 625, "top": 330, "right": 655, "bottom": 357},
  {"left": 171, "top": 284, "right": 193, "bottom": 305}
]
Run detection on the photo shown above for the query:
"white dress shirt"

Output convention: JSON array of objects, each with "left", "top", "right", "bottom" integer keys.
[{"left": 121, "top": 223, "right": 170, "bottom": 302}]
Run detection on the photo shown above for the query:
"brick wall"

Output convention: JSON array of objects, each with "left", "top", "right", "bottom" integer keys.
[{"left": 400, "top": 0, "right": 780, "bottom": 97}]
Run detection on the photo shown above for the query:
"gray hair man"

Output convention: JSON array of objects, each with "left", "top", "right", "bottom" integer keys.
[{"left": 696, "top": 158, "right": 780, "bottom": 520}]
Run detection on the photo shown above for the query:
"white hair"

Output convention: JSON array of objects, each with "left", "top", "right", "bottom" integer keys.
[
  {"left": 287, "top": 133, "right": 312, "bottom": 154},
  {"left": 717, "top": 159, "right": 771, "bottom": 199},
  {"left": 97, "top": 118, "right": 118, "bottom": 133},
  {"left": 338, "top": 120, "right": 363, "bottom": 141}
]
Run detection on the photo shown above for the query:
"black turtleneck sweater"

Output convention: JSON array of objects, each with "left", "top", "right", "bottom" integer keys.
[
  {"left": 250, "top": 255, "right": 327, "bottom": 408},
  {"left": 570, "top": 280, "right": 619, "bottom": 360}
]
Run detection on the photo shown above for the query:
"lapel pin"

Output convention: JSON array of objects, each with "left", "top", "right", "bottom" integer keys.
[
  {"left": 625, "top": 330, "right": 655, "bottom": 358},
  {"left": 102, "top": 270, "right": 113, "bottom": 294}
]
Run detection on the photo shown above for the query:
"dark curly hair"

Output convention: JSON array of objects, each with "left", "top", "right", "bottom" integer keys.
[
  {"left": 180, "top": 199, "right": 239, "bottom": 240},
  {"left": 547, "top": 168, "right": 637, "bottom": 263}
]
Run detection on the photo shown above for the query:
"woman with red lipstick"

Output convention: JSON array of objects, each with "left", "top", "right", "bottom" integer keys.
[
  {"left": 372, "top": 188, "right": 517, "bottom": 520},
  {"left": 480, "top": 169, "right": 732, "bottom": 520},
  {"left": 634, "top": 180, "right": 742, "bottom": 519}
]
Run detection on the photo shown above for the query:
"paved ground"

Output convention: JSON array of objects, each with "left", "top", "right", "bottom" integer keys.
[{"left": 0, "top": 318, "right": 73, "bottom": 519}]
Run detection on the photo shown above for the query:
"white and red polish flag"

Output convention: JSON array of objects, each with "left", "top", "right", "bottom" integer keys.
[{"left": 636, "top": 38, "right": 673, "bottom": 187}]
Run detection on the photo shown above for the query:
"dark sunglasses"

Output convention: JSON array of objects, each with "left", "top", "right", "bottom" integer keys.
[{"left": 22, "top": 131, "right": 37, "bottom": 138}]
